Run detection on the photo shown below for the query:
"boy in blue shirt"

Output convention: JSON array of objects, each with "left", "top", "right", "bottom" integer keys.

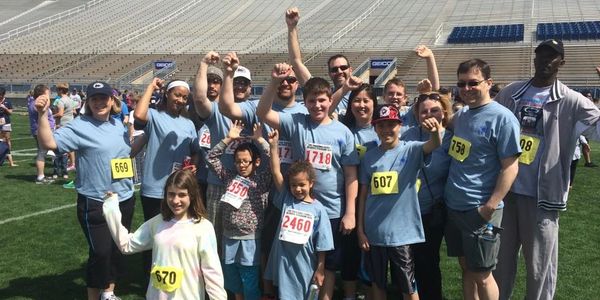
[
  {"left": 357, "top": 104, "right": 442, "bottom": 300},
  {"left": 258, "top": 62, "right": 359, "bottom": 300}
]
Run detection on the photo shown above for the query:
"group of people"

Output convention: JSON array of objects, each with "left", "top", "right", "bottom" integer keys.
[{"left": 26, "top": 7, "right": 600, "bottom": 300}]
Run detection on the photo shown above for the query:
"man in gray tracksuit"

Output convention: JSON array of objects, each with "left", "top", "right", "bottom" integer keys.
[{"left": 494, "top": 39, "right": 600, "bottom": 300}]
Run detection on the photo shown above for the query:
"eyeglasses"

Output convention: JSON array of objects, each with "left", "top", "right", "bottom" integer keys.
[
  {"left": 329, "top": 65, "right": 350, "bottom": 73},
  {"left": 235, "top": 160, "right": 252, "bottom": 166},
  {"left": 416, "top": 93, "right": 441, "bottom": 102},
  {"left": 456, "top": 80, "right": 486, "bottom": 88},
  {"left": 282, "top": 76, "right": 298, "bottom": 84}
]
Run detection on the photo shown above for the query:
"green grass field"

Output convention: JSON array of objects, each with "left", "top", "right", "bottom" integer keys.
[{"left": 1, "top": 111, "right": 599, "bottom": 299}]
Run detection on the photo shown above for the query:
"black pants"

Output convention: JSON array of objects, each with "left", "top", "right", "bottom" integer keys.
[
  {"left": 412, "top": 205, "right": 446, "bottom": 300},
  {"left": 77, "top": 194, "right": 135, "bottom": 289},
  {"left": 570, "top": 159, "right": 579, "bottom": 186},
  {"left": 140, "top": 195, "right": 162, "bottom": 277}
]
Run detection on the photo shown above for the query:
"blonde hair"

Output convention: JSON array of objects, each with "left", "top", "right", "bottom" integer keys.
[{"left": 83, "top": 94, "right": 121, "bottom": 116}]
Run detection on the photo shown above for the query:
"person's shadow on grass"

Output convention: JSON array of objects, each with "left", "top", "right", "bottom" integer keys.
[{"left": 0, "top": 256, "right": 146, "bottom": 299}]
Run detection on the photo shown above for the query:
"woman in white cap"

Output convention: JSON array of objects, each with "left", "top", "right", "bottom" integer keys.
[
  {"left": 133, "top": 78, "right": 200, "bottom": 275},
  {"left": 35, "top": 81, "right": 134, "bottom": 300}
]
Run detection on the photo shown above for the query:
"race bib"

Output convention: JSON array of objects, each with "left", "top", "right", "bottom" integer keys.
[
  {"left": 199, "top": 129, "right": 211, "bottom": 149},
  {"left": 279, "top": 208, "right": 314, "bottom": 244},
  {"left": 225, "top": 137, "right": 252, "bottom": 154},
  {"left": 278, "top": 140, "right": 293, "bottom": 164},
  {"left": 305, "top": 143, "right": 333, "bottom": 170},
  {"left": 518, "top": 134, "right": 540, "bottom": 165},
  {"left": 221, "top": 175, "right": 252, "bottom": 209},
  {"left": 356, "top": 144, "right": 367, "bottom": 158},
  {"left": 371, "top": 171, "right": 399, "bottom": 195},
  {"left": 110, "top": 158, "right": 133, "bottom": 179},
  {"left": 150, "top": 265, "right": 183, "bottom": 292},
  {"left": 448, "top": 136, "right": 471, "bottom": 162}
]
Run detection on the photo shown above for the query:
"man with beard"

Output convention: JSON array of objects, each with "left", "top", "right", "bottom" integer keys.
[
  {"left": 286, "top": 7, "right": 352, "bottom": 118},
  {"left": 192, "top": 51, "right": 250, "bottom": 254},
  {"left": 494, "top": 39, "right": 600, "bottom": 300},
  {"left": 445, "top": 59, "right": 521, "bottom": 300},
  {"left": 192, "top": 52, "right": 224, "bottom": 204}
]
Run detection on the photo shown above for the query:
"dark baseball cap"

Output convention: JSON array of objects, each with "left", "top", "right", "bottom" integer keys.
[
  {"left": 535, "top": 39, "right": 564, "bottom": 58},
  {"left": 86, "top": 81, "right": 113, "bottom": 98},
  {"left": 372, "top": 104, "right": 402, "bottom": 125}
]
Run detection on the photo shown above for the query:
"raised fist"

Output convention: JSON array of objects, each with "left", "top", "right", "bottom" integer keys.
[
  {"left": 285, "top": 7, "right": 300, "bottom": 27},
  {"left": 222, "top": 52, "right": 240, "bottom": 73}
]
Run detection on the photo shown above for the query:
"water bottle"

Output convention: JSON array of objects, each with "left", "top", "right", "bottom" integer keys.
[
  {"left": 308, "top": 284, "right": 319, "bottom": 300},
  {"left": 482, "top": 223, "right": 494, "bottom": 240}
]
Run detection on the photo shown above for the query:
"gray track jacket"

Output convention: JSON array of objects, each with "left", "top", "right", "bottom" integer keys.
[{"left": 495, "top": 79, "right": 600, "bottom": 211}]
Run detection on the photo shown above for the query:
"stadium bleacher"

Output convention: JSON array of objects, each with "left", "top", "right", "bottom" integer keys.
[{"left": 1, "top": 0, "right": 600, "bottom": 91}]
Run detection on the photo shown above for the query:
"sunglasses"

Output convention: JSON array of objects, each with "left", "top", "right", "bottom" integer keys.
[
  {"left": 233, "top": 78, "right": 251, "bottom": 86},
  {"left": 207, "top": 77, "right": 222, "bottom": 84},
  {"left": 456, "top": 79, "right": 486, "bottom": 88},
  {"left": 417, "top": 93, "right": 441, "bottom": 102},
  {"left": 282, "top": 76, "right": 298, "bottom": 84},
  {"left": 329, "top": 65, "right": 350, "bottom": 73}
]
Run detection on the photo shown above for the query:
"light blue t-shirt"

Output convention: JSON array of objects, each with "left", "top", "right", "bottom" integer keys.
[
  {"left": 54, "top": 115, "right": 133, "bottom": 201},
  {"left": 401, "top": 127, "right": 453, "bottom": 214},
  {"left": 399, "top": 105, "right": 418, "bottom": 136},
  {"left": 196, "top": 124, "right": 211, "bottom": 184},
  {"left": 265, "top": 191, "right": 334, "bottom": 300},
  {"left": 444, "top": 101, "right": 521, "bottom": 211},
  {"left": 142, "top": 109, "right": 199, "bottom": 198},
  {"left": 204, "top": 102, "right": 254, "bottom": 186},
  {"left": 359, "top": 142, "right": 426, "bottom": 246},
  {"left": 352, "top": 124, "right": 379, "bottom": 159},
  {"left": 511, "top": 85, "right": 550, "bottom": 198},
  {"left": 280, "top": 113, "right": 360, "bottom": 218},
  {"left": 335, "top": 91, "right": 350, "bottom": 117}
]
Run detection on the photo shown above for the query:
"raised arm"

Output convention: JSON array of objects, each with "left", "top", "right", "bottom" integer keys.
[
  {"left": 415, "top": 45, "right": 440, "bottom": 91},
  {"left": 219, "top": 52, "right": 244, "bottom": 119},
  {"left": 286, "top": 7, "right": 311, "bottom": 85},
  {"left": 193, "top": 51, "right": 219, "bottom": 119},
  {"left": 135, "top": 78, "right": 163, "bottom": 125},
  {"left": 421, "top": 117, "right": 443, "bottom": 155},
  {"left": 257, "top": 63, "right": 294, "bottom": 130},
  {"left": 34, "top": 93, "right": 58, "bottom": 150},
  {"left": 206, "top": 120, "right": 244, "bottom": 180},
  {"left": 267, "top": 130, "right": 284, "bottom": 192},
  {"left": 329, "top": 76, "right": 363, "bottom": 115}
]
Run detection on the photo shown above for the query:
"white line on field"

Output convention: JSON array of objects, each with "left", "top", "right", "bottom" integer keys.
[{"left": 0, "top": 203, "right": 76, "bottom": 225}]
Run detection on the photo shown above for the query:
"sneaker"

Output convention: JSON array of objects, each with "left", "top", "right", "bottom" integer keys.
[
  {"left": 46, "top": 150, "right": 56, "bottom": 157},
  {"left": 100, "top": 294, "right": 121, "bottom": 300},
  {"left": 584, "top": 162, "right": 598, "bottom": 168},
  {"left": 63, "top": 174, "right": 69, "bottom": 179},
  {"left": 52, "top": 174, "right": 58, "bottom": 179},
  {"left": 35, "top": 177, "right": 54, "bottom": 184},
  {"left": 67, "top": 164, "right": 76, "bottom": 172},
  {"left": 63, "top": 181, "right": 75, "bottom": 189}
]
